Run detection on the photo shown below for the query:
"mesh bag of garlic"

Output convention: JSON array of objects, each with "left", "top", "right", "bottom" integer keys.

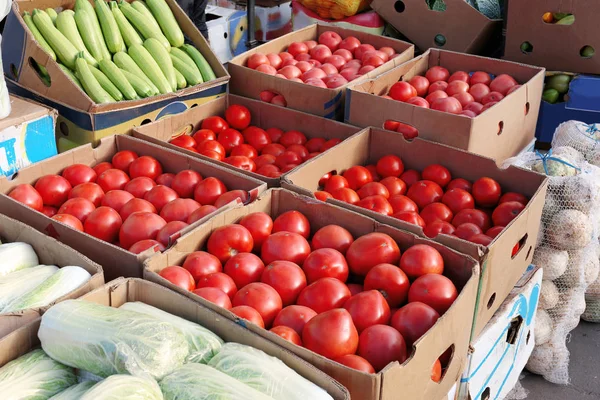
[{"left": 503, "top": 147, "right": 600, "bottom": 384}]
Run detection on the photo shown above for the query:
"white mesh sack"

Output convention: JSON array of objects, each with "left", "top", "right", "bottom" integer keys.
[
  {"left": 503, "top": 148, "right": 600, "bottom": 384},
  {"left": 552, "top": 121, "right": 600, "bottom": 167}
]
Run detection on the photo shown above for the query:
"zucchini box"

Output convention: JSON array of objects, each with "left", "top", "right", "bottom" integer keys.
[{"left": 2, "top": 0, "right": 229, "bottom": 152}]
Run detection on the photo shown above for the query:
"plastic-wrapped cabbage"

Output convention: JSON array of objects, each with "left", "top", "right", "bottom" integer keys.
[
  {"left": 0, "top": 349, "right": 77, "bottom": 399},
  {"left": 120, "top": 302, "right": 223, "bottom": 363},
  {"left": 0, "top": 265, "right": 58, "bottom": 312},
  {"left": 208, "top": 343, "right": 333, "bottom": 400},
  {"left": 0, "top": 242, "right": 39, "bottom": 276},
  {"left": 49, "top": 381, "right": 95, "bottom": 399},
  {"left": 159, "top": 364, "right": 274, "bottom": 400},
  {"left": 80, "top": 375, "right": 163, "bottom": 400},
  {"left": 3, "top": 266, "right": 91, "bottom": 313},
  {"left": 39, "top": 300, "right": 188, "bottom": 380}
]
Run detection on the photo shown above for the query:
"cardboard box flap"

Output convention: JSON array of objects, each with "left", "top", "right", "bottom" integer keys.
[
  {"left": 0, "top": 319, "right": 41, "bottom": 367},
  {"left": 0, "top": 96, "right": 56, "bottom": 130}
]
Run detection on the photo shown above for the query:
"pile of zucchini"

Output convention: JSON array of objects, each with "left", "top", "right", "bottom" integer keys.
[{"left": 22, "top": 0, "right": 217, "bottom": 104}]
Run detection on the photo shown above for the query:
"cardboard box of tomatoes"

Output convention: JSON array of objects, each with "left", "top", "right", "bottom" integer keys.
[
  {"left": 346, "top": 49, "right": 545, "bottom": 162},
  {"left": 2, "top": 0, "right": 229, "bottom": 151},
  {"left": 0, "top": 277, "right": 350, "bottom": 400},
  {"left": 0, "top": 135, "right": 266, "bottom": 281},
  {"left": 227, "top": 24, "right": 414, "bottom": 120},
  {"left": 132, "top": 94, "right": 361, "bottom": 187},
  {"left": 504, "top": 0, "right": 600, "bottom": 75},
  {"left": 143, "top": 188, "right": 480, "bottom": 400},
  {"left": 457, "top": 265, "right": 541, "bottom": 400},
  {"left": 370, "top": 0, "right": 502, "bottom": 55},
  {"left": 282, "top": 127, "right": 548, "bottom": 338},
  {"left": 0, "top": 212, "right": 104, "bottom": 339}
]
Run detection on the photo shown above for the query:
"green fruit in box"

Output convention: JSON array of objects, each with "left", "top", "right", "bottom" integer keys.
[
  {"left": 542, "top": 88, "right": 559, "bottom": 104},
  {"left": 546, "top": 74, "right": 571, "bottom": 94},
  {"left": 581, "top": 46, "right": 595, "bottom": 58}
]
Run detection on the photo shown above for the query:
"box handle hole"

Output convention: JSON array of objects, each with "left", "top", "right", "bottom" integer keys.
[
  {"left": 497, "top": 121, "right": 504, "bottom": 135},
  {"left": 511, "top": 233, "right": 528, "bottom": 259},
  {"left": 10, "top": 64, "right": 18, "bottom": 80},
  {"left": 29, "top": 57, "right": 51, "bottom": 87},
  {"left": 526, "top": 329, "right": 531, "bottom": 345},
  {"left": 520, "top": 42, "right": 533, "bottom": 54},
  {"left": 394, "top": 0, "right": 406, "bottom": 12},
  {"left": 59, "top": 121, "right": 69, "bottom": 136},
  {"left": 542, "top": 12, "right": 575, "bottom": 25},
  {"left": 434, "top": 34, "right": 446, "bottom": 47},
  {"left": 580, "top": 45, "right": 595, "bottom": 58},
  {"left": 141, "top": 118, "right": 152, "bottom": 125},
  {"left": 487, "top": 293, "right": 496, "bottom": 309},
  {"left": 426, "top": 0, "right": 446, "bottom": 12},
  {"left": 481, "top": 387, "right": 491, "bottom": 400},
  {"left": 525, "top": 102, "right": 530, "bottom": 115},
  {"left": 506, "top": 315, "right": 524, "bottom": 345}
]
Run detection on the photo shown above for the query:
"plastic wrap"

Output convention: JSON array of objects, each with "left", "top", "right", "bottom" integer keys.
[
  {"left": 80, "top": 375, "right": 163, "bottom": 400},
  {"left": 49, "top": 381, "right": 96, "bottom": 400},
  {"left": 504, "top": 148, "right": 600, "bottom": 384},
  {"left": 38, "top": 300, "right": 189, "bottom": 380}
]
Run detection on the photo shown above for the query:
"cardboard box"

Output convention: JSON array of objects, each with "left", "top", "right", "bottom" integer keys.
[
  {"left": 144, "top": 188, "right": 480, "bottom": 400},
  {"left": 504, "top": 0, "right": 600, "bottom": 75},
  {"left": 370, "top": 0, "right": 502, "bottom": 55},
  {"left": 0, "top": 213, "right": 104, "bottom": 339},
  {"left": 0, "top": 135, "right": 266, "bottom": 281},
  {"left": 132, "top": 94, "right": 361, "bottom": 187},
  {"left": 282, "top": 128, "right": 548, "bottom": 338},
  {"left": 228, "top": 24, "right": 414, "bottom": 120},
  {"left": 0, "top": 95, "right": 57, "bottom": 177},
  {"left": 291, "top": 1, "right": 386, "bottom": 36},
  {"left": 346, "top": 49, "right": 545, "bottom": 162},
  {"left": 536, "top": 74, "right": 600, "bottom": 143},
  {"left": 0, "top": 278, "right": 350, "bottom": 400},
  {"left": 206, "top": 6, "right": 243, "bottom": 63},
  {"left": 2, "top": 0, "right": 229, "bottom": 150},
  {"left": 457, "top": 265, "right": 542, "bottom": 400}
]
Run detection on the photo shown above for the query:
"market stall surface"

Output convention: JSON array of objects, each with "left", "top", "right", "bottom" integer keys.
[{"left": 523, "top": 321, "right": 600, "bottom": 399}]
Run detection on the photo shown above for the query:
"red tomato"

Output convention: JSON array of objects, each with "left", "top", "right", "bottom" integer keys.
[
  {"left": 357, "top": 195, "right": 394, "bottom": 216},
  {"left": 183, "top": 251, "right": 222, "bottom": 281},
  {"left": 428, "top": 81, "right": 449, "bottom": 94},
  {"left": 296, "top": 277, "right": 350, "bottom": 313},
  {"left": 376, "top": 155, "right": 404, "bottom": 178},
  {"left": 331, "top": 188, "right": 360, "bottom": 204},
  {"left": 305, "top": 138, "right": 326, "bottom": 153},
  {"left": 303, "top": 309, "right": 359, "bottom": 359},
  {"left": 431, "top": 359, "right": 442, "bottom": 382},
  {"left": 408, "top": 274, "right": 458, "bottom": 315},
  {"left": 431, "top": 97, "right": 463, "bottom": 114},
  {"left": 160, "top": 198, "right": 201, "bottom": 223},
  {"left": 400, "top": 170, "right": 421, "bottom": 188},
  {"left": 69, "top": 183, "right": 105, "bottom": 207},
  {"left": 160, "top": 265, "right": 196, "bottom": 291},
  {"left": 424, "top": 221, "right": 456, "bottom": 238},
  {"left": 364, "top": 263, "right": 410, "bottom": 307},
  {"left": 422, "top": 164, "right": 452, "bottom": 188},
  {"left": 492, "top": 201, "right": 525, "bottom": 227},
  {"left": 486, "top": 226, "right": 505, "bottom": 238},
  {"left": 156, "top": 220, "right": 188, "bottom": 247},
  {"left": 447, "top": 178, "right": 472, "bottom": 192},
  {"left": 346, "top": 233, "right": 401, "bottom": 276},
  {"left": 171, "top": 170, "right": 202, "bottom": 199},
  {"left": 490, "top": 74, "right": 518, "bottom": 95},
  {"left": 391, "top": 302, "right": 440, "bottom": 347},
  {"left": 399, "top": 244, "right": 444, "bottom": 280},
  {"left": 499, "top": 192, "right": 528, "bottom": 205},
  {"left": 187, "top": 205, "right": 218, "bottom": 224},
  {"left": 449, "top": 71, "right": 470, "bottom": 84},
  {"left": 8, "top": 184, "right": 43, "bottom": 211},
  {"left": 469, "top": 233, "right": 494, "bottom": 246},
  {"left": 248, "top": 53, "right": 270, "bottom": 69},
  {"left": 389, "top": 82, "right": 417, "bottom": 102},
  {"left": 93, "top": 162, "right": 113, "bottom": 176},
  {"left": 343, "top": 166, "right": 373, "bottom": 190},
  {"left": 119, "top": 212, "right": 166, "bottom": 249},
  {"left": 286, "top": 144, "right": 309, "bottom": 160},
  {"left": 393, "top": 211, "right": 426, "bottom": 228},
  {"left": 287, "top": 42, "right": 309, "bottom": 57},
  {"left": 261, "top": 260, "right": 307, "bottom": 306},
  {"left": 261, "top": 231, "right": 311, "bottom": 266},
  {"left": 143, "top": 185, "right": 178, "bottom": 212},
  {"left": 384, "top": 120, "right": 400, "bottom": 131},
  {"left": 127, "top": 156, "right": 162, "bottom": 181},
  {"left": 472, "top": 177, "right": 502, "bottom": 208},
  {"left": 41, "top": 206, "right": 57, "bottom": 218},
  {"left": 194, "top": 177, "right": 227, "bottom": 205},
  {"left": 223, "top": 156, "right": 256, "bottom": 172},
  {"left": 302, "top": 248, "right": 349, "bottom": 284},
  {"left": 266, "top": 53, "right": 283, "bottom": 69},
  {"left": 388, "top": 194, "right": 418, "bottom": 214},
  {"left": 196, "top": 272, "right": 237, "bottom": 300},
  {"left": 339, "top": 36, "right": 361, "bottom": 53},
  {"left": 442, "top": 188, "right": 475, "bottom": 214},
  {"left": 426, "top": 90, "right": 448, "bottom": 104},
  {"left": 506, "top": 85, "right": 522, "bottom": 95},
  {"left": 318, "top": 31, "right": 342, "bottom": 51},
  {"left": 214, "top": 190, "right": 248, "bottom": 209},
  {"left": 453, "top": 209, "right": 491, "bottom": 231},
  {"left": 311, "top": 225, "right": 354, "bottom": 255},
  {"left": 62, "top": 164, "right": 97, "bottom": 187},
  {"left": 193, "top": 287, "right": 232, "bottom": 309},
  {"left": 262, "top": 143, "right": 286, "bottom": 157},
  {"left": 170, "top": 135, "right": 197, "bottom": 149},
  {"left": 225, "top": 105, "right": 251, "bottom": 130},
  {"left": 207, "top": 224, "right": 254, "bottom": 263},
  {"left": 256, "top": 64, "right": 277, "bottom": 74},
  {"left": 100, "top": 190, "right": 133, "bottom": 212},
  {"left": 324, "top": 175, "right": 349, "bottom": 192},
  {"left": 446, "top": 81, "right": 470, "bottom": 97},
  {"left": 380, "top": 177, "right": 407, "bottom": 197},
  {"left": 455, "top": 222, "right": 482, "bottom": 240},
  {"left": 425, "top": 66, "right": 450, "bottom": 83},
  {"left": 314, "top": 191, "right": 332, "bottom": 201},
  {"left": 192, "top": 129, "right": 216, "bottom": 143},
  {"left": 218, "top": 129, "right": 244, "bottom": 154},
  {"left": 334, "top": 48, "right": 353, "bottom": 62},
  {"left": 270, "top": 326, "right": 303, "bottom": 346},
  {"left": 469, "top": 83, "right": 491, "bottom": 103},
  {"left": 52, "top": 214, "right": 84, "bottom": 231},
  {"left": 334, "top": 355, "right": 375, "bottom": 373},
  {"left": 233, "top": 282, "right": 283, "bottom": 328},
  {"left": 406, "top": 96, "right": 430, "bottom": 108},
  {"left": 112, "top": 150, "right": 138, "bottom": 174},
  {"left": 197, "top": 139, "right": 226, "bottom": 158},
  {"left": 254, "top": 154, "right": 277, "bottom": 170},
  {"left": 224, "top": 252, "right": 265, "bottom": 289},
  {"left": 35, "top": 175, "right": 72, "bottom": 207},
  {"left": 482, "top": 91, "right": 504, "bottom": 105},
  {"left": 357, "top": 182, "right": 390, "bottom": 199},
  {"left": 57, "top": 198, "right": 96, "bottom": 223},
  {"left": 271, "top": 211, "right": 311, "bottom": 239},
  {"left": 420, "top": 203, "right": 453, "bottom": 225},
  {"left": 408, "top": 76, "right": 430, "bottom": 97},
  {"left": 407, "top": 180, "right": 444, "bottom": 210},
  {"left": 266, "top": 127, "right": 283, "bottom": 143},
  {"left": 123, "top": 177, "right": 155, "bottom": 199},
  {"left": 84, "top": 206, "right": 123, "bottom": 242},
  {"left": 273, "top": 305, "right": 317, "bottom": 336},
  {"left": 395, "top": 122, "right": 419, "bottom": 140},
  {"left": 470, "top": 71, "right": 492, "bottom": 86},
  {"left": 96, "top": 169, "right": 130, "bottom": 193},
  {"left": 231, "top": 144, "right": 259, "bottom": 159},
  {"left": 279, "top": 130, "right": 307, "bottom": 147},
  {"left": 238, "top": 212, "right": 273, "bottom": 252},
  {"left": 453, "top": 92, "right": 475, "bottom": 108},
  {"left": 358, "top": 324, "right": 407, "bottom": 372},
  {"left": 129, "top": 239, "right": 165, "bottom": 254},
  {"left": 321, "top": 138, "right": 342, "bottom": 152},
  {"left": 231, "top": 305, "right": 265, "bottom": 328},
  {"left": 242, "top": 127, "right": 271, "bottom": 152},
  {"left": 344, "top": 290, "right": 391, "bottom": 333}
]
